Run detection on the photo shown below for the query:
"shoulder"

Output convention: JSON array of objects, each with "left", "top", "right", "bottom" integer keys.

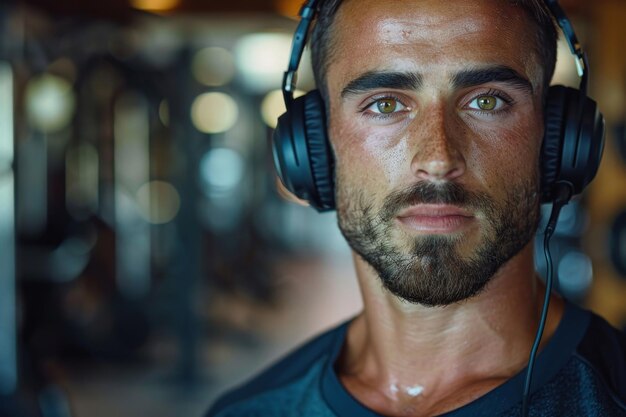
[
  {"left": 205, "top": 320, "right": 350, "bottom": 417},
  {"left": 574, "top": 310, "right": 626, "bottom": 406}
]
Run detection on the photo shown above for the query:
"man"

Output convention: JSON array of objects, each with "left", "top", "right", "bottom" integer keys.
[{"left": 207, "top": 0, "right": 626, "bottom": 416}]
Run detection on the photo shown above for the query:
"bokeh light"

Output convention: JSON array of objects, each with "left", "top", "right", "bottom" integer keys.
[
  {"left": 136, "top": 181, "right": 181, "bottom": 224},
  {"left": 192, "top": 47, "right": 236, "bottom": 87},
  {"left": 558, "top": 251, "right": 593, "bottom": 297},
  {"left": 273, "top": 0, "right": 301, "bottom": 18},
  {"left": 234, "top": 33, "right": 292, "bottom": 93},
  {"left": 200, "top": 148, "right": 245, "bottom": 196},
  {"left": 260, "top": 89, "right": 305, "bottom": 128},
  {"left": 130, "top": 0, "right": 180, "bottom": 12},
  {"left": 25, "top": 73, "right": 76, "bottom": 133},
  {"left": 191, "top": 92, "right": 239, "bottom": 134}
]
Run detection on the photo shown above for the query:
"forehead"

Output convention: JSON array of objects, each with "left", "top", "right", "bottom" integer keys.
[{"left": 327, "top": 0, "right": 543, "bottom": 92}]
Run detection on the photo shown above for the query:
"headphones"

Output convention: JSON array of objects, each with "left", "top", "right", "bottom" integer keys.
[{"left": 272, "top": 0, "right": 606, "bottom": 212}]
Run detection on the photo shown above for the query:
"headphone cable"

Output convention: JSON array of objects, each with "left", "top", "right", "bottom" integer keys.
[{"left": 521, "top": 182, "right": 573, "bottom": 417}]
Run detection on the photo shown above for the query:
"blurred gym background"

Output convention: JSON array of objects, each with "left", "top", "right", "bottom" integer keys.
[{"left": 0, "top": 0, "right": 624, "bottom": 416}]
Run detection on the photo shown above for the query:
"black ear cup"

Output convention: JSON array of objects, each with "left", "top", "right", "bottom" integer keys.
[
  {"left": 541, "top": 85, "right": 605, "bottom": 202},
  {"left": 272, "top": 90, "right": 335, "bottom": 211}
]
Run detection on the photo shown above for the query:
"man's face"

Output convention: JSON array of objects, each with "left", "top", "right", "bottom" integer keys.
[{"left": 326, "top": 0, "right": 545, "bottom": 306}]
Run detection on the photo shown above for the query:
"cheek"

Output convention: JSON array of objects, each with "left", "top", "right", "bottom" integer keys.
[
  {"left": 468, "top": 119, "right": 542, "bottom": 194},
  {"left": 330, "top": 117, "right": 412, "bottom": 192}
]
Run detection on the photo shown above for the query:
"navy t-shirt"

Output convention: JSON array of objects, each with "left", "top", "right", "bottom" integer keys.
[{"left": 206, "top": 302, "right": 626, "bottom": 416}]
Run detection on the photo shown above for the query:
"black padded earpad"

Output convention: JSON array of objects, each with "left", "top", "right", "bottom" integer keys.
[
  {"left": 541, "top": 85, "right": 605, "bottom": 202},
  {"left": 541, "top": 85, "right": 569, "bottom": 201},
  {"left": 302, "top": 90, "right": 335, "bottom": 210},
  {"left": 272, "top": 89, "right": 335, "bottom": 211}
]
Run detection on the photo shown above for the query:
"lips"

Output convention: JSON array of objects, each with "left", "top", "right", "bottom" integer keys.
[{"left": 396, "top": 204, "right": 474, "bottom": 233}]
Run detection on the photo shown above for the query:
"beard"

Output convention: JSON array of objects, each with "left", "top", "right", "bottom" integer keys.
[{"left": 337, "top": 179, "right": 539, "bottom": 307}]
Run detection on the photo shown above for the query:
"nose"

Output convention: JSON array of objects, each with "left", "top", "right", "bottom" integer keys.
[{"left": 410, "top": 109, "right": 466, "bottom": 182}]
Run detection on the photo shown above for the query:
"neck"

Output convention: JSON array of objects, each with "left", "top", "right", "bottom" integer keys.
[{"left": 337, "top": 243, "right": 565, "bottom": 417}]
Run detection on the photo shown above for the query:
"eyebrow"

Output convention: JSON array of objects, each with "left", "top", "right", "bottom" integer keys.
[
  {"left": 341, "top": 71, "right": 422, "bottom": 98},
  {"left": 451, "top": 65, "right": 533, "bottom": 93},
  {"left": 340, "top": 65, "right": 533, "bottom": 99}
]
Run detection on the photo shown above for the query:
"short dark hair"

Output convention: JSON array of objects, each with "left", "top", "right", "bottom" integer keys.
[{"left": 309, "top": 0, "right": 558, "bottom": 101}]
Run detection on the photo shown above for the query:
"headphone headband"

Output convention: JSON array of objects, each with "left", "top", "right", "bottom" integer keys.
[{"left": 282, "top": 0, "right": 319, "bottom": 104}]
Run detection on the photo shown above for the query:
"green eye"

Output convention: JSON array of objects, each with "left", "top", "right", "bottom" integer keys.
[
  {"left": 476, "top": 95, "right": 497, "bottom": 110},
  {"left": 376, "top": 98, "right": 398, "bottom": 114}
]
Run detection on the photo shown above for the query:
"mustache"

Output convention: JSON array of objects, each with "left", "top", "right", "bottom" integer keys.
[{"left": 380, "top": 182, "right": 494, "bottom": 221}]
